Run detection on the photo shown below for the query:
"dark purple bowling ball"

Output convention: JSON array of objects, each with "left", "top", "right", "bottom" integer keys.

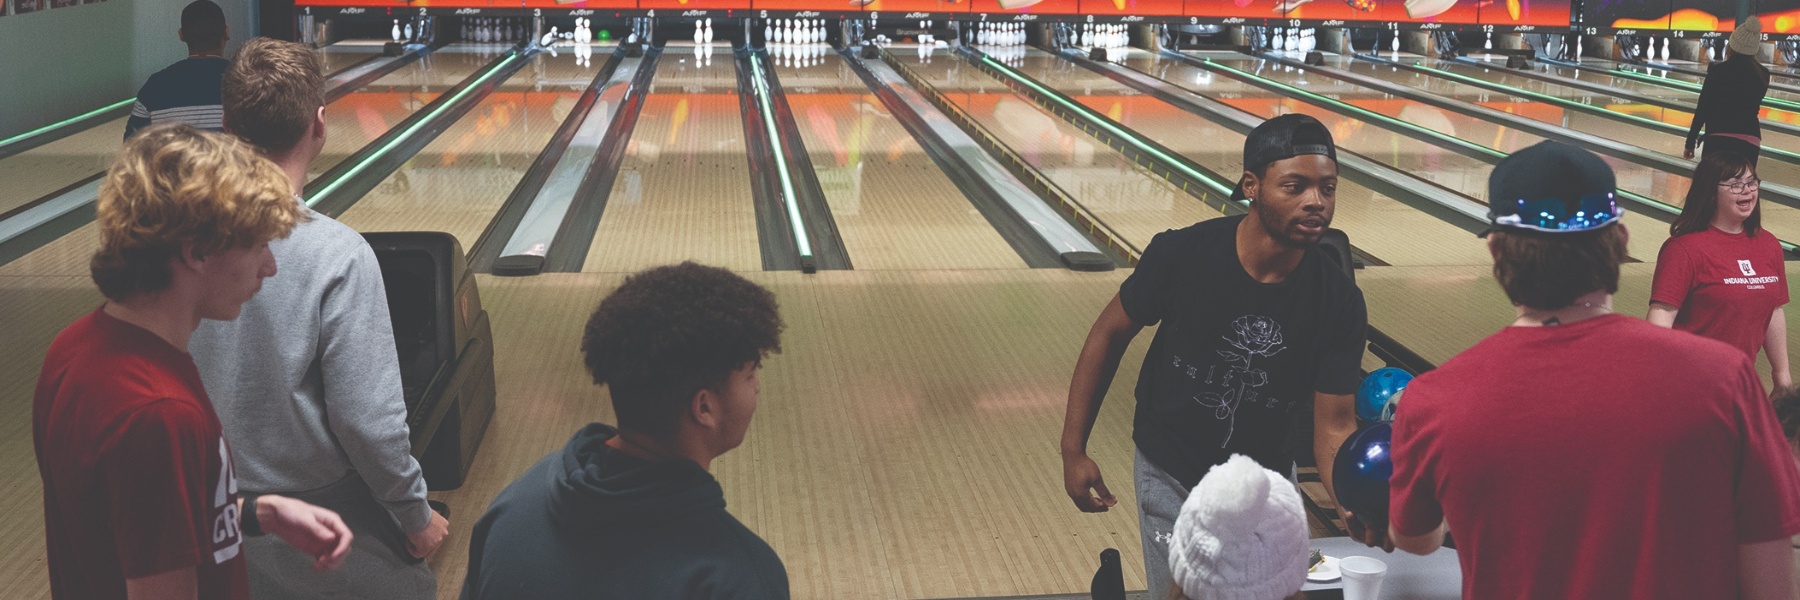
[{"left": 1332, "top": 422, "right": 1393, "bottom": 528}]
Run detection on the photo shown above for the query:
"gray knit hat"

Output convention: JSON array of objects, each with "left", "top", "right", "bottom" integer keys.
[
  {"left": 1168, "top": 455, "right": 1310, "bottom": 600},
  {"left": 1730, "top": 17, "right": 1762, "bottom": 57}
]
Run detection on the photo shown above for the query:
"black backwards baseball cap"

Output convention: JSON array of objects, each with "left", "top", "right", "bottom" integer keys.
[
  {"left": 1230, "top": 114, "right": 1338, "bottom": 202},
  {"left": 1481, "top": 141, "right": 1623, "bottom": 238}
]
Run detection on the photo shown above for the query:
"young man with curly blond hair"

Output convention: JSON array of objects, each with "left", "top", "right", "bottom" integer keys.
[
  {"left": 1059, "top": 115, "right": 1375, "bottom": 600},
  {"left": 461, "top": 262, "right": 790, "bottom": 600},
  {"left": 34, "top": 124, "right": 353, "bottom": 600}
]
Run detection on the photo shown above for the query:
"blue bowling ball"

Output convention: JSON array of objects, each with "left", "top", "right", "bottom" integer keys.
[
  {"left": 1332, "top": 422, "right": 1393, "bottom": 528},
  {"left": 1356, "top": 367, "right": 1413, "bottom": 422}
]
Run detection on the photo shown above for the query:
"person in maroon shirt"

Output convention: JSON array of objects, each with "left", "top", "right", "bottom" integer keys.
[
  {"left": 1387, "top": 141, "right": 1800, "bottom": 599},
  {"left": 33, "top": 124, "right": 353, "bottom": 600},
  {"left": 1650, "top": 151, "right": 1790, "bottom": 390}
]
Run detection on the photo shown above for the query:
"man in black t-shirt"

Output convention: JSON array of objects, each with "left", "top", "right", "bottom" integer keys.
[{"left": 1059, "top": 115, "right": 1379, "bottom": 599}]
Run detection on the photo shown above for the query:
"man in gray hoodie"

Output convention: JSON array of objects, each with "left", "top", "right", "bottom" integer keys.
[
  {"left": 461, "top": 262, "right": 789, "bottom": 600},
  {"left": 189, "top": 37, "right": 449, "bottom": 599}
]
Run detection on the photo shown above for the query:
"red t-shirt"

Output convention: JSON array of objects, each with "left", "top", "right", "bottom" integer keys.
[
  {"left": 1389, "top": 315, "right": 1800, "bottom": 599},
  {"left": 1651, "top": 227, "right": 1788, "bottom": 358},
  {"left": 33, "top": 307, "right": 249, "bottom": 600}
]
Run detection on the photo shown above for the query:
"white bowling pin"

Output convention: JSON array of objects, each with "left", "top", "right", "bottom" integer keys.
[
  {"left": 393, "top": 20, "right": 403, "bottom": 43},
  {"left": 1661, "top": 36, "right": 1672, "bottom": 61},
  {"left": 543, "top": 26, "right": 559, "bottom": 46},
  {"left": 705, "top": 19, "right": 714, "bottom": 44},
  {"left": 1391, "top": 31, "right": 1401, "bottom": 53}
]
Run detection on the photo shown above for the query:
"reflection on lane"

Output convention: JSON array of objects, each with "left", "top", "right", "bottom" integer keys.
[
  {"left": 776, "top": 54, "right": 1028, "bottom": 270},
  {"left": 1014, "top": 49, "right": 1490, "bottom": 266},
  {"left": 307, "top": 46, "right": 513, "bottom": 181},
  {"left": 583, "top": 45, "right": 762, "bottom": 272},
  {"left": 1142, "top": 53, "right": 1676, "bottom": 260},
  {"left": 898, "top": 48, "right": 1219, "bottom": 250},
  {"left": 1425, "top": 58, "right": 1800, "bottom": 169},
  {"left": 334, "top": 53, "right": 597, "bottom": 246}
]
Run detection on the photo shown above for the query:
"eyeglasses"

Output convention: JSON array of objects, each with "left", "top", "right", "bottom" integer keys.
[
  {"left": 1485, "top": 192, "right": 1624, "bottom": 235},
  {"left": 1719, "top": 177, "right": 1761, "bottom": 194}
]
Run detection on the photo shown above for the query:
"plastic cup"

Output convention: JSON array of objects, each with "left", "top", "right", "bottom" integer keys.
[{"left": 1339, "top": 555, "right": 1388, "bottom": 600}]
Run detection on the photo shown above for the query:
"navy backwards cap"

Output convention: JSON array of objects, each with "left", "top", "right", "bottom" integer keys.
[
  {"left": 1481, "top": 141, "right": 1623, "bottom": 237},
  {"left": 1231, "top": 114, "right": 1338, "bottom": 202}
]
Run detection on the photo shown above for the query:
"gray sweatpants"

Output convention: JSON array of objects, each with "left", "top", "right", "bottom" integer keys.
[
  {"left": 1135, "top": 450, "right": 1186, "bottom": 600},
  {"left": 245, "top": 473, "right": 435, "bottom": 600}
]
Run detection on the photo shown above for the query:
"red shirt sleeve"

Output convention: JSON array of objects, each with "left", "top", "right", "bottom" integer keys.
[
  {"left": 101, "top": 399, "right": 212, "bottom": 578},
  {"left": 1728, "top": 359, "right": 1800, "bottom": 543},
  {"left": 1650, "top": 237, "right": 1696, "bottom": 309},
  {"left": 1387, "top": 381, "right": 1443, "bottom": 537}
]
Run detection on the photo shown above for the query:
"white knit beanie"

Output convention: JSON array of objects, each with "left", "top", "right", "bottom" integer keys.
[
  {"left": 1167, "top": 455, "right": 1309, "bottom": 600},
  {"left": 1730, "top": 17, "right": 1762, "bottom": 57}
]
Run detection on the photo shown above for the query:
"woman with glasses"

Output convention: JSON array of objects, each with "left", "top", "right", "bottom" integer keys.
[{"left": 1650, "top": 151, "right": 1790, "bottom": 390}]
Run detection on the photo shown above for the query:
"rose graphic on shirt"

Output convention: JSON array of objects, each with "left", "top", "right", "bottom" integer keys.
[{"left": 1195, "top": 316, "right": 1288, "bottom": 446}]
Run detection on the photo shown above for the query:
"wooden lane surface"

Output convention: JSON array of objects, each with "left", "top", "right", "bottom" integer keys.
[
  {"left": 580, "top": 48, "right": 763, "bottom": 272},
  {"left": 0, "top": 116, "right": 128, "bottom": 216},
  {"left": 1014, "top": 51, "right": 1491, "bottom": 268},
  {"left": 898, "top": 51, "right": 1221, "bottom": 252},
  {"left": 333, "top": 54, "right": 591, "bottom": 245},
  {"left": 776, "top": 55, "right": 1030, "bottom": 271}
]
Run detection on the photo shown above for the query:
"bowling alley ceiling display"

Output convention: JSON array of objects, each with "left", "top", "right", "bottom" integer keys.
[
  {"left": 1583, "top": 0, "right": 1800, "bottom": 36},
  {"left": 294, "top": 0, "right": 1568, "bottom": 30}
]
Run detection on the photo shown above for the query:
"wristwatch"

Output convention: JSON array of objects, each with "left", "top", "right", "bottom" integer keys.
[{"left": 241, "top": 493, "right": 265, "bottom": 537}]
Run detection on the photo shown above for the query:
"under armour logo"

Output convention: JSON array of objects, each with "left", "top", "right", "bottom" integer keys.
[
  {"left": 1154, "top": 531, "right": 1174, "bottom": 544},
  {"left": 1739, "top": 260, "right": 1757, "bottom": 276}
]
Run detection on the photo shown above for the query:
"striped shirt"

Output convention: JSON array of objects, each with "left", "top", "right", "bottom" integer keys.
[{"left": 125, "top": 57, "right": 230, "bottom": 140}]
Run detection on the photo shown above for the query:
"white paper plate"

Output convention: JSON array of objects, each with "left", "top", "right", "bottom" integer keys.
[{"left": 1306, "top": 555, "right": 1341, "bottom": 583}]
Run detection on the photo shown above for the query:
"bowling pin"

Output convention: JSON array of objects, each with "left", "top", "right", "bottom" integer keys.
[
  {"left": 694, "top": 21, "right": 703, "bottom": 44},
  {"left": 543, "top": 26, "right": 559, "bottom": 47},
  {"left": 705, "top": 18, "right": 714, "bottom": 44},
  {"left": 1286, "top": 26, "right": 1299, "bottom": 51},
  {"left": 765, "top": 20, "right": 774, "bottom": 45},
  {"left": 1391, "top": 31, "right": 1400, "bottom": 53},
  {"left": 1661, "top": 36, "right": 1671, "bottom": 61}
]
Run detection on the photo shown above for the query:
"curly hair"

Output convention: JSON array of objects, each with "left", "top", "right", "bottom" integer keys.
[
  {"left": 223, "top": 37, "right": 324, "bottom": 154},
  {"left": 91, "top": 124, "right": 305, "bottom": 301},
  {"left": 581, "top": 262, "right": 784, "bottom": 436}
]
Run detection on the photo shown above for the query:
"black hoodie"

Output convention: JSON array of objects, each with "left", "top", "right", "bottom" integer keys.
[{"left": 460, "top": 424, "right": 790, "bottom": 599}]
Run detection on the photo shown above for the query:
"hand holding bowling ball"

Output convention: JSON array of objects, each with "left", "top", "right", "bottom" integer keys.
[
  {"left": 1356, "top": 368, "right": 1413, "bottom": 422},
  {"left": 1333, "top": 422, "right": 1394, "bottom": 541}
]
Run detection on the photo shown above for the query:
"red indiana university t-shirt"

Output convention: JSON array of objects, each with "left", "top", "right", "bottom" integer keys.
[
  {"left": 32, "top": 307, "right": 249, "bottom": 600},
  {"left": 1389, "top": 315, "right": 1800, "bottom": 599},
  {"left": 1651, "top": 227, "right": 1788, "bottom": 358}
]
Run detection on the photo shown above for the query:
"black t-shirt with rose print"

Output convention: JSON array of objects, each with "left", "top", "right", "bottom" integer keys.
[{"left": 1119, "top": 215, "right": 1367, "bottom": 489}]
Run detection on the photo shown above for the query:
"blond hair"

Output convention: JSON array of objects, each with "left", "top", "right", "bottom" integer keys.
[
  {"left": 222, "top": 37, "right": 324, "bottom": 153},
  {"left": 91, "top": 124, "right": 305, "bottom": 300}
]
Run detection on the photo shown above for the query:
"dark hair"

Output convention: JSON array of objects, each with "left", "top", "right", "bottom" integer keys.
[
  {"left": 1672, "top": 151, "right": 1760, "bottom": 238},
  {"left": 180, "top": 0, "right": 227, "bottom": 49},
  {"left": 1490, "top": 226, "right": 1629, "bottom": 311},
  {"left": 581, "top": 262, "right": 784, "bottom": 437},
  {"left": 223, "top": 38, "right": 325, "bottom": 154}
]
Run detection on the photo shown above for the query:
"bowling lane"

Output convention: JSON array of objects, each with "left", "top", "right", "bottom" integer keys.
[
  {"left": 1422, "top": 58, "right": 1800, "bottom": 170},
  {"left": 773, "top": 53, "right": 1028, "bottom": 270},
  {"left": 581, "top": 45, "right": 763, "bottom": 272},
  {"left": 334, "top": 53, "right": 596, "bottom": 246},
  {"left": 307, "top": 45, "right": 510, "bottom": 182},
  {"left": 1607, "top": 60, "right": 1800, "bottom": 106},
  {"left": 317, "top": 42, "right": 387, "bottom": 77},
  {"left": 0, "top": 115, "right": 130, "bottom": 215},
  {"left": 898, "top": 47, "right": 1219, "bottom": 251},
  {"left": 1007, "top": 49, "right": 1488, "bottom": 266},
  {"left": 0, "top": 45, "right": 500, "bottom": 279},
  {"left": 1134, "top": 52, "right": 1676, "bottom": 259}
]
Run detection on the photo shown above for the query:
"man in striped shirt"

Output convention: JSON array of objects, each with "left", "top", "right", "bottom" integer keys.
[{"left": 125, "top": 0, "right": 229, "bottom": 139}]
